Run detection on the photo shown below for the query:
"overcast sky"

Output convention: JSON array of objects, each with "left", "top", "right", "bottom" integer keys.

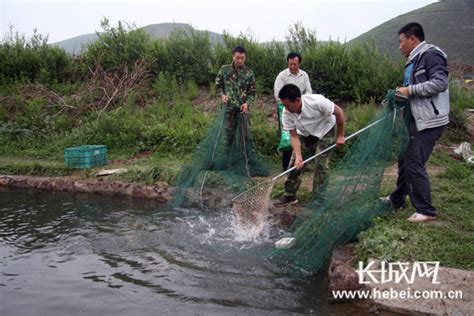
[{"left": 1, "top": 0, "right": 436, "bottom": 44}]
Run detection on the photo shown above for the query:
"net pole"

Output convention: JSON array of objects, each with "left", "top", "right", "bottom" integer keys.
[{"left": 271, "top": 115, "right": 388, "bottom": 181}]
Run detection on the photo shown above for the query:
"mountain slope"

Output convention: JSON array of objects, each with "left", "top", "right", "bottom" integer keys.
[
  {"left": 51, "top": 22, "right": 223, "bottom": 54},
  {"left": 349, "top": 0, "right": 474, "bottom": 65}
]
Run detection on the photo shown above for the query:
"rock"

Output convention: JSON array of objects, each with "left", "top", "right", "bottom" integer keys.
[
  {"left": 328, "top": 245, "right": 365, "bottom": 299},
  {"left": 327, "top": 245, "right": 474, "bottom": 315},
  {"left": 367, "top": 265, "right": 473, "bottom": 315},
  {"left": 0, "top": 175, "right": 170, "bottom": 202},
  {"left": 96, "top": 168, "right": 128, "bottom": 176},
  {"left": 277, "top": 211, "right": 297, "bottom": 228}
]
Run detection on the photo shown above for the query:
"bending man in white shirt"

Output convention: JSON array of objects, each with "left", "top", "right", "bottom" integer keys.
[{"left": 274, "top": 84, "right": 345, "bottom": 208}]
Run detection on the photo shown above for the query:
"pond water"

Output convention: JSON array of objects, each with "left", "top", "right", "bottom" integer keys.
[{"left": 1, "top": 189, "right": 376, "bottom": 315}]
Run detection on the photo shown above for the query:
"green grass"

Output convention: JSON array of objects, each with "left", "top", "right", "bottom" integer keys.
[
  {"left": 355, "top": 149, "right": 474, "bottom": 270},
  {"left": 0, "top": 156, "right": 71, "bottom": 176},
  {"left": 107, "top": 152, "right": 187, "bottom": 186}
]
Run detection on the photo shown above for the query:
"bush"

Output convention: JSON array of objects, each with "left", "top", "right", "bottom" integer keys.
[
  {"left": 157, "top": 29, "right": 213, "bottom": 85},
  {"left": 0, "top": 27, "right": 72, "bottom": 84},
  {"left": 444, "top": 82, "right": 474, "bottom": 141},
  {"left": 83, "top": 18, "right": 151, "bottom": 71},
  {"left": 2, "top": 21, "right": 403, "bottom": 104}
]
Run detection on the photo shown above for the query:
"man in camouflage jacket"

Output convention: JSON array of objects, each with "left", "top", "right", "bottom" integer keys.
[{"left": 215, "top": 46, "right": 256, "bottom": 148}]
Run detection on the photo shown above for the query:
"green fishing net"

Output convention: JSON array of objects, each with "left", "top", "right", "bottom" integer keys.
[
  {"left": 169, "top": 103, "right": 269, "bottom": 209},
  {"left": 271, "top": 90, "right": 410, "bottom": 273}
]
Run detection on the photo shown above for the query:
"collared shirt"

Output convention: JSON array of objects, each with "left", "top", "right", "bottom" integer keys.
[
  {"left": 215, "top": 63, "right": 256, "bottom": 108},
  {"left": 407, "top": 41, "right": 427, "bottom": 63},
  {"left": 282, "top": 94, "right": 335, "bottom": 139},
  {"left": 274, "top": 68, "right": 312, "bottom": 102}
]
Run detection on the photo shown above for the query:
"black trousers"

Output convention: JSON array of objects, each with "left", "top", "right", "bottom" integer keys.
[
  {"left": 282, "top": 150, "right": 292, "bottom": 171},
  {"left": 390, "top": 123, "right": 446, "bottom": 216}
]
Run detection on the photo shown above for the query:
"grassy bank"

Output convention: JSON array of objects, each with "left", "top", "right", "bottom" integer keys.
[
  {"left": 1, "top": 83, "right": 473, "bottom": 271},
  {"left": 356, "top": 149, "right": 474, "bottom": 270}
]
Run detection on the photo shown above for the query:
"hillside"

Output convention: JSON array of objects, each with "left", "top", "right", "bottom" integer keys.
[
  {"left": 51, "top": 22, "right": 223, "bottom": 54},
  {"left": 349, "top": 0, "right": 474, "bottom": 66}
]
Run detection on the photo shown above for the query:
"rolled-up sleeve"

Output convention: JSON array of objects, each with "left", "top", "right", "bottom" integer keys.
[{"left": 282, "top": 109, "right": 296, "bottom": 131}]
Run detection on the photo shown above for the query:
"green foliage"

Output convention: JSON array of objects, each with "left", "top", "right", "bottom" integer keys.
[
  {"left": 444, "top": 82, "right": 474, "bottom": 141},
  {"left": 185, "top": 80, "right": 199, "bottom": 101},
  {"left": 249, "top": 106, "right": 279, "bottom": 157},
  {"left": 344, "top": 102, "right": 378, "bottom": 134},
  {"left": 57, "top": 97, "right": 208, "bottom": 157},
  {"left": 152, "top": 29, "right": 213, "bottom": 85},
  {"left": 2, "top": 21, "right": 402, "bottom": 103},
  {"left": 0, "top": 27, "right": 71, "bottom": 84},
  {"left": 84, "top": 18, "right": 151, "bottom": 71},
  {"left": 152, "top": 73, "right": 198, "bottom": 102},
  {"left": 439, "top": 161, "right": 473, "bottom": 181},
  {"left": 2, "top": 85, "right": 208, "bottom": 160},
  {"left": 286, "top": 22, "right": 318, "bottom": 54},
  {"left": 0, "top": 156, "right": 70, "bottom": 176},
  {"left": 111, "top": 164, "right": 180, "bottom": 186},
  {"left": 450, "top": 83, "right": 474, "bottom": 112},
  {"left": 153, "top": 72, "right": 180, "bottom": 101}
]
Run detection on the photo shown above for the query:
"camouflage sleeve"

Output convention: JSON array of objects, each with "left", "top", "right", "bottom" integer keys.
[
  {"left": 215, "top": 66, "right": 225, "bottom": 97},
  {"left": 246, "top": 70, "right": 256, "bottom": 106}
]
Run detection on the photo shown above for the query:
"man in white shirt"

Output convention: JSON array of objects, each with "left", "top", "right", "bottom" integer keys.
[
  {"left": 274, "top": 52, "right": 313, "bottom": 171},
  {"left": 274, "top": 84, "right": 345, "bottom": 207}
]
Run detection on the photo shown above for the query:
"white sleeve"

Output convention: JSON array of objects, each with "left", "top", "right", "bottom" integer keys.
[
  {"left": 316, "top": 95, "right": 335, "bottom": 116},
  {"left": 274, "top": 72, "right": 285, "bottom": 102},
  {"left": 282, "top": 109, "right": 296, "bottom": 131},
  {"left": 304, "top": 72, "right": 313, "bottom": 94}
]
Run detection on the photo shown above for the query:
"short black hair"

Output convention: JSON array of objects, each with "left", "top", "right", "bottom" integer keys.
[
  {"left": 287, "top": 52, "right": 302, "bottom": 63},
  {"left": 278, "top": 84, "right": 301, "bottom": 102},
  {"left": 232, "top": 46, "right": 247, "bottom": 55},
  {"left": 398, "top": 22, "right": 425, "bottom": 42}
]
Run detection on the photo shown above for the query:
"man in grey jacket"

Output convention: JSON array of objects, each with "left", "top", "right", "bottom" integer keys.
[{"left": 383, "top": 22, "right": 450, "bottom": 222}]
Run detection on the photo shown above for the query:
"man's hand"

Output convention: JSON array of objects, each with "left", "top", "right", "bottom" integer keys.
[
  {"left": 240, "top": 103, "right": 248, "bottom": 113},
  {"left": 295, "top": 156, "right": 304, "bottom": 170},
  {"left": 221, "top": 95, "right": 229, "bottom": 103},
  {"left": 336, "top": 135, "right": 345, "bottom": 147},
  {"left": 396, "top": 87, "right": 410, "bottom": 97}
]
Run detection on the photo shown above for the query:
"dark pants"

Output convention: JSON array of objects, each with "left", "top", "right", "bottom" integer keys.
[
  {"left": 390, "top": 123, "right": 446, "bottom": 216},
  {"left": 225, "top": 106, "right": 240, "bottom": 148},
  {"left": 284, "top": 130, "right": 334, "bottom": 199},
  {"left": 282, "top": 150, "right": 292, "bottom": 171}
]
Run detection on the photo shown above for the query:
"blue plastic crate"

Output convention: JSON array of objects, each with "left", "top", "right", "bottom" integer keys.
[{"left": 64, "top": 145, "right": 107, "bottom": 169}]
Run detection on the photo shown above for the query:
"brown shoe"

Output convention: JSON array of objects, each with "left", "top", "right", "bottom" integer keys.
[{"left": 274, "top": 196, "right": 299, "bottom": 208}]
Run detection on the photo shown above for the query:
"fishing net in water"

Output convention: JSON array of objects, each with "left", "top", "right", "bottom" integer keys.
[
  {"left": 265, "top": 90, "right": 410, "bottom": 273},
  {"left": 169, "top": 103, "right": 269, "bottom": 210},
  {"left": 232, "top": 179, "right": 274, "bottom": 231}
]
